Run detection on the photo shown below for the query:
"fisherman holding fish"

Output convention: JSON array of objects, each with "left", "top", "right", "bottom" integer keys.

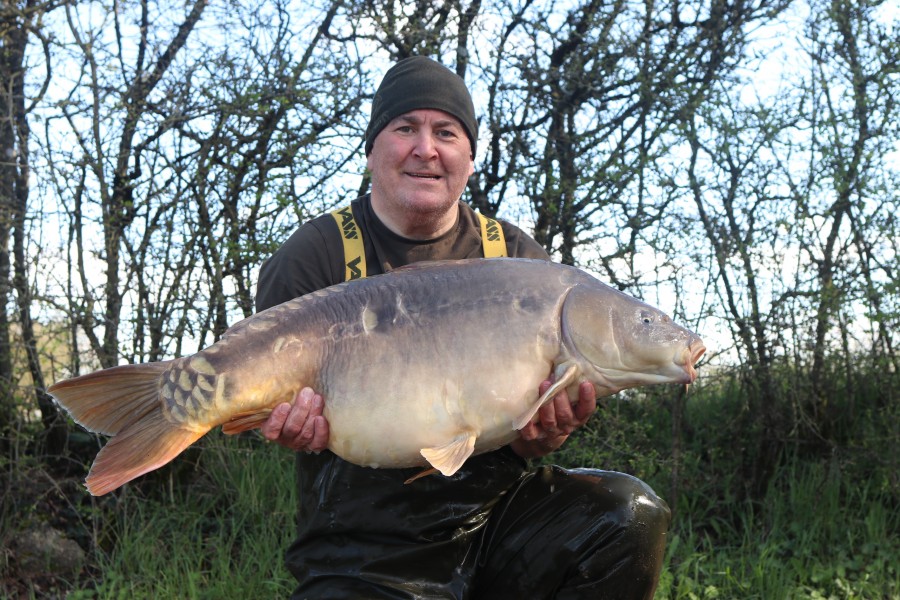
[{"left": 257, "top": 57, "right": 673, "bottom": 599}]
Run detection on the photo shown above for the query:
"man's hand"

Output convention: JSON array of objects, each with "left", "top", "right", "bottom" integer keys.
[
  {"left": 260, "top": 387, "right": 330, "bottom": 452},
  {"left": 511, "top": 379, "right": 596, "bottom": 459}
]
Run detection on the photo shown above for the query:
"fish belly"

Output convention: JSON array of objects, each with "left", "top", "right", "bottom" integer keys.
[
  {"left": 298, "top": 262, "right": 573, "bottom": 469},
  {"left": 323, "top": 345, "right": 552, "bottom": 468}
]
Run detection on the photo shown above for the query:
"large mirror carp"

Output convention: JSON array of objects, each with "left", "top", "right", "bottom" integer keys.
[{"left": 50, "top": 258, "right": 706, "bottom": 495}]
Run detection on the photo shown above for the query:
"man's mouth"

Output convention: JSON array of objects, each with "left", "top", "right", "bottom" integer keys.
[{"left": 406, "top": 172, "right": 441, "bottom": 180}]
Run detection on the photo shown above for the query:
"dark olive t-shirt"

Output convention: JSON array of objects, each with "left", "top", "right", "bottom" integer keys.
[
  {"left": 255, "top": 195, "right": 552, "bottom": 594},
  {"left": 256, "top": 195, "right": 550, "bottom": 311}
]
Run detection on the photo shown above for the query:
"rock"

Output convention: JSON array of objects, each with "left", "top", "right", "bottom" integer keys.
[{"left": 13, "top": 526, "right": 85, "bottom": 579}]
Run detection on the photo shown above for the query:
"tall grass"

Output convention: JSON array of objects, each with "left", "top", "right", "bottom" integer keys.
[
  {"left": 550, "top": 369, "right": 900, "bottom": 600},
  {"left": 67, "top": 434, "right": 298, "bottom": 599},
  {"left": 65, "top": 432, "right": 898, "bottom": 599},
  {"left": 656, "top": 458, "right": 900, "bottom": 599}
]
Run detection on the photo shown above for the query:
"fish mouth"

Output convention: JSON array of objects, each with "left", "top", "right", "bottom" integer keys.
[{"left": 683, "top": 339, "right": 706, "bottom": 383}]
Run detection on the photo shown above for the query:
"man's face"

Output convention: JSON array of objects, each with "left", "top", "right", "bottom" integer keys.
[{"left": 367, "top": 109, "right": 475, "bottom": 224}]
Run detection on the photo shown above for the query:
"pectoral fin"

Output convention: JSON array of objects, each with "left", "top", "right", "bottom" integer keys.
[
  {"left": 512, "top": 364, "right": 580, "bottom": 430},
  {"left": 221, "top": 408, "right": 274, "bottom": 434},
  {"left": 420, "top": 431, "right": 477, "bottom": 476}
]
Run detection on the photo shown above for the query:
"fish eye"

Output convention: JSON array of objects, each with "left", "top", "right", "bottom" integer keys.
[{"left": 640, "top": 311, "right": 653, "bottom": 325}]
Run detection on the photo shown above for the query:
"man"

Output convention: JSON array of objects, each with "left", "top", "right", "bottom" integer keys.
[{"left": 256, "top": 56, "right": 670, "bottom": 599}]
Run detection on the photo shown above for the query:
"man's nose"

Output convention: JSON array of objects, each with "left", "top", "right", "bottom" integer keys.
[{"left": 412, "top": 131, "right": 438, "bottom": 159}]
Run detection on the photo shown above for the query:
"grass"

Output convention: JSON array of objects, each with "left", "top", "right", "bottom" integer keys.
[
  {"left": 54, "top": 435, "right": 897, "bottom": 600},
  {"left": 64, "top": 435, "right": 299, "bottom": 599},
  {"left": 656, "top": 459, "right": 900, "bottom": 599},
  {"left": 549, "top": 380, "right": 900, "bottom": 600}
]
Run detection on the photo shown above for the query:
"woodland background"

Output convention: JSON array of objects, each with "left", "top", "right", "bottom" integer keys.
[{"left": 1, "top": 0, "right": 898, "bottom": 597}]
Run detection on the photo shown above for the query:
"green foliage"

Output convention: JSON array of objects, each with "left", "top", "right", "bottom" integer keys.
[
  {"left": 656, "top": 455, "right": 900, "bottom": 599},
  {"left": 66, "top": 433, "right": 298, "bottom": 599}
]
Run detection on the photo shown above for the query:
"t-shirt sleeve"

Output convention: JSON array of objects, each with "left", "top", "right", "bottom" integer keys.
[
  {"left": 501, "top": 222, "right": 552, "bottom": 260},
  {"left": 255, "top": 218, "right": 343, "bottom": 312}
]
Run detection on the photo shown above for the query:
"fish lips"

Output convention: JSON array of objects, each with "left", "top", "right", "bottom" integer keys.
[{"left": 682, "top": 339, "right": 707, "bottom": 383}]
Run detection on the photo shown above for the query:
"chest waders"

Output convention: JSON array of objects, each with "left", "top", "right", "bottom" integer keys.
[
  {"left": 330, "top": 204, "right": 507, "bottom": 281},
  {"left": 292, "top": 204, "right": 672, "bottom": 600}
]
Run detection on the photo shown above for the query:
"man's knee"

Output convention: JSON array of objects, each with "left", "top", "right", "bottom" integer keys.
[
  {"left": 555, "top": 468, "right": 670, "bottom": 598},
  {"left": 472, "top": 467, "right": 670, "bottom": 599},
  {"left": 564, "top": 467, "right": 672, "bottom": 535}
]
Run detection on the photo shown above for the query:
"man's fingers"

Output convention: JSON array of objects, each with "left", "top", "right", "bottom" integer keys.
[
  {"left": 539, "top": 400, "right": 560, "bottom": 435},
  {"left": 537, "top": 379, "right": 597, "bottom": 435},
  {"left": 308, "top": 389, "right": 324, "bottom": 416},
  {"left": 518, "top": 419, "right": 538, "bottom": 441},
  {"left": 553, "top": 391, "right": 575, "bottom": 427},
  {"left": 539, "top": 379, "right": 552, "bottom": 396},
  {"left": 259, "top": 388, "right": 331, "bottom": 452},
  {"left": 521, "top": 376, "right": 596, "bottom": 440},
  {"left": 298, "top": 411, "right": 318, "bottom": 444},
  {"left": 310, "top": 416, "right": 330, "bottom": 452},
  {"left": 281, "top": 389, "right": 314, "bottom": 439},
  {"left": 573, "top": 382, "right": 597, "bottom": 423},
  {"left": 261, "top": 402, "right": 291, "bottom": 441}
]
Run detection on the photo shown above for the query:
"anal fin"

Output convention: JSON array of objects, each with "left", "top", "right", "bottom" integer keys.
[
  {"left": 85, "top": 421, "right": 208, "bottom": 496},
  {"left": 404, "top": 467, "right": 439, "bottom": 484},
  {"left": 420, "top": 431, "right": 477, "bottom": 477}
]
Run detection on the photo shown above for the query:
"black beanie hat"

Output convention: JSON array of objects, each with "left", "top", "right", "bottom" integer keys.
[{"left": 365, "top": 56, "right": 478, "bottom": 157}]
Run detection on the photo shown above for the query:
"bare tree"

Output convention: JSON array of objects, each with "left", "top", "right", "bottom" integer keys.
[
  {"left": 179, "top": 0, "right": 365, "bottom": 343},
  {"left": 0, "top": 0, "right": 66, "bottom": 454},
  {"left": 8, "top": 0, "right": 897, "bottom": 490},
  {"left": 798, "top": 0, "right": 899, "bottom": 429},
  {"left": 504, "top": 0, "right": 789, "bottom": 269},
  {"left": 40, "top": 0, "right": 368, "bottom": 372},
  {"left": 680, "top": 92, "right": 797, "bottom": 499},
  {"left": 45, "top": 0, "right": 210, "bottom": 369},
  {"left": 669, "top": 0, "right": 900, "bottom": 498}
]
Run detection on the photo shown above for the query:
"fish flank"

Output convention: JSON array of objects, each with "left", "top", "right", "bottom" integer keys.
[
  {"left": 177, "top": 370, "right": 192, "bottom": 391},
  {"left": 196, "top": 374, "right": 215, "bottom": 392},
  {"left": 188, "top": 356, "right": 216, "bottom": 375},
  {"left": 362, "top": 306, "right": 378, "bottom": 332},
  {"left": 159, "top": 361, "right": 224, "bottom": 425},
  {"left": 247, "top": 318, "right": 277, "bottom": 332}
]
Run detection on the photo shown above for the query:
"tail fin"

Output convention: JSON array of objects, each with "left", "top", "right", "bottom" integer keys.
[
  {"left": 84, "top": 418, "right": 208, "bottom": 495},
  {"left": 49, "top": 362, "right": 209, "bottom": 496}
]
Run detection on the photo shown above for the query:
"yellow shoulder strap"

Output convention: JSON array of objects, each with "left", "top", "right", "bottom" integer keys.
[
  {"left": 477, "top": 211, "right": 508, "bottom": 258},
  {"left": 330, "top": 205, "right": 366, "bottom": 280}
]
